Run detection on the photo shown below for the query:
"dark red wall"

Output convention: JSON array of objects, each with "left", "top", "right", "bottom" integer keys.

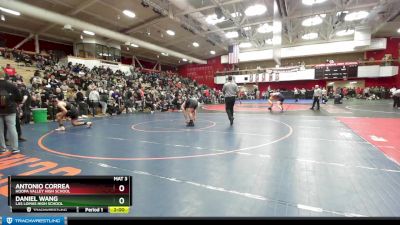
[
  {"left": 184, "top": 38, "right": 400, "bottom": 90},
  {"left": 2, "top": 32, "right": 398, "bottom": 88},
  {"left": 0, "top": 33, "right": 73, "bottom": 55},
  {"left": 396, "top": 74, "right": 400, "bottom": 88},
  {"left": 40, "top": 39, "right": 73, "bottom": 55},
  {"left": 257, "top": 80, "right": 326, "bottom": 92},
  {"left": 366, "top": 37, "right": 400, "bottom": 61},
  {"left": 365, "top": 37, "right": 400, "bottom": 87},
  {"left": 120, "top": 56, "right": 132, "bottom": 65},
  {"left": 364, "top": 77, "right": 398, "bottom": 88},
  {"left": 178, "top": 57, "right": 233, "bottom": 88}
]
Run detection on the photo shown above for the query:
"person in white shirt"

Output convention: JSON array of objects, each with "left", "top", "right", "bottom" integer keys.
[
  {"left": 321, "top": 87, "right": 328, "bottom": 104},
  {"left": 310, "top": 85, "right": 322, "bottom": 110},
  {"left": 390, "top": 86, "right": 396, "bottom": 95},
  {"left": 300, "top": 88, "right": 306, "bottom": 99},
  {"left": 89, "top": 87, "right": 102, "bottom": 116},
  {"left": 294, "top": 88, "right": 300, "bottom": 102},
  {"left": 393, "top": 88, "right": 400, "bottom": 108},
  {"left": 31, "top": 75, "right": 42, "bottom": 89}
]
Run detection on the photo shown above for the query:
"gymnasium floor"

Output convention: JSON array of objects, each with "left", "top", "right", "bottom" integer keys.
[{"left": 1, "top": 99, "right": 400, "bottom": 217}]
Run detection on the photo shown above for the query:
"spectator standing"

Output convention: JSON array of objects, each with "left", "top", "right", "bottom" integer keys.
[
  {"left": 294, "top": 87, "right": 300, "bottom": 102},
  {"left": 99, "top": 90, "right": 109, "bottom": 114},
  {"left": 393, "top": 88, "right": 400, "bottom": 108},
  {"left": 3, "top": 64, "right": 16, "bottom": 78},
  {"left": 321, "top": 87, "right": 327, "bottom": 104},
  {"left": 300, "top": 88, "right": 306, "bottom": 99},
  {"left": 89, "top": 87, "right": 101, "bottom": 116},
  {"left": 0, "top": 71, "right": 22, "bottom": 153},
  {"left": 18, "top": 83, "right": 31, "bottom": 124}
]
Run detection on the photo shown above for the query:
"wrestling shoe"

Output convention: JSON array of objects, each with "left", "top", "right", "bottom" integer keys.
[
  {"left": 11, "top": 149, "right": 21, "bottom": 154},
  {"left": 86, "top": 122, "right": 92, "bottom": 128},
  {"left": 55, "top": 126, "right": 66, "bottom": 131}
]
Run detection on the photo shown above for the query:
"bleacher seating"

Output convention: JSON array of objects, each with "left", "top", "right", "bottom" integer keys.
[{"left": 0, "top": 58, "right": 37, "bottom": 82}]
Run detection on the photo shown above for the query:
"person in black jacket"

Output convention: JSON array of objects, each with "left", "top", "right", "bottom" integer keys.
[
  {"left": 0, "top": 71, "right": 22, "bottom": 154},
  {"left": 3, "top": 81, "right": 28, "bottom": 142}
]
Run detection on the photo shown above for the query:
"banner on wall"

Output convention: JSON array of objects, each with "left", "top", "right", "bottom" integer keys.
[
  {"left": 214, "top": 65, "right": 397, "bottom": 84},
  {"left": 275, "top": 73, "right": 279, "bottom": 81},
  {"left": 314, "top": 62, "right": 358, "bottom": 79}
]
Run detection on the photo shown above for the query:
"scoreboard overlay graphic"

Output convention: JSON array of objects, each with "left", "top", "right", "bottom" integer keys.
[{"left": 7, "top": 176, "right": 132, "bottom": 214}]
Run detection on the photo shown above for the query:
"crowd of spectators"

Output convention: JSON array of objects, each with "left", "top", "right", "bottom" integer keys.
[
  {"left": 1, "top": 48, "right": 398, "bottom": 125},
  {"left": 1, "top": 48, "right": 58, "bottom": 69},
  {"left": 1, "top": 52, "right": 220, "bottom": 123},
  {"left": 237, "top": 85, "right": 395, "bottom": 102},
  {"left": 326, "top": 86, "right": 394, "bottom": 100}
]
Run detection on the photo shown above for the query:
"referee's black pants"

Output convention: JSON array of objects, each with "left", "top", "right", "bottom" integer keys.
[
  {"left": 394, "top": 96, "right": 399, "bottom": 108},
  {"left": 225, "top": 96, "right": 236, "bottom": 121},
  {"left": 311, "top": 97, "right": 320, "bottom": 110}
]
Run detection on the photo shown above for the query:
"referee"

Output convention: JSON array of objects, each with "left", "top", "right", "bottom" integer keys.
[
  {"left": 310, "top": 85, "right": 322, "bottom": 110},
  {"left": 222, "top": 75, "right": 239, "bottom": 125}
]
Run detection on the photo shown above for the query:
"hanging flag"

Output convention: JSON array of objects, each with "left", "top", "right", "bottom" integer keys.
[{"left": 228, "top": 44, "right": 239, "bottom": 64}]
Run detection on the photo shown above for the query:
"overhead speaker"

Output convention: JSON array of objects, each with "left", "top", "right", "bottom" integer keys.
[
  {"left": 215, "top": 8, "right": 223, "bottom": 19},
  {"left": 141, "top": 0, "right": 149, "bottom": 7}
]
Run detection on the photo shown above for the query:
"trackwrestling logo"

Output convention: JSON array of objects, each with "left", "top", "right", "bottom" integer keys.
[{"left": 2, "top": 217, "right": 64, "bottom": 225}]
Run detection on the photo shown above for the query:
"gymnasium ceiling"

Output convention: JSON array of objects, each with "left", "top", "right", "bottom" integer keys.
[{"left": 0, "top": 0, "right": 400, "bottom": 66}]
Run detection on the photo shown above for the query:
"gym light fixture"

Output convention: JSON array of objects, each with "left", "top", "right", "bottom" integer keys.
[
  {"left": 336, "top": 29, "right": 355, "bottom": 36},
  {"left": 344, "top": 11, "right": 369, "bottom": 21},
  {"left": 0, "top": 7, "right": 20, "bottom": 16},
  {"left": 166, "top": 30, "right": 175, "bottom": 36},
  {"left": 225, "top": 31, "right": 239, "bottom": 38},
  {"left": 239, "top": 42, "right": 252, "bottom": 48},
  {"left": 257, "top": 24, "right": 273, "bottom": 33},
  {"left": 302, "top": 15, "right": 323, "bottom": 27},
  {"left": 83, "top": 30, "right": 95, "bottom": 36},
  {"left": 206, "top": 14, "right": 226, "bottom": 25},
  {"left": 302, "top": 0, "right": 326, "bottom": 6},
  {"left": 123, "top": 10, "right": 136, "bottom": 18},
  {"left": 302, "top": 32, "right": 318, "bottom": 40},
  {"left": 244, "top": 4, "right": 267, "bottom": 16}
]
